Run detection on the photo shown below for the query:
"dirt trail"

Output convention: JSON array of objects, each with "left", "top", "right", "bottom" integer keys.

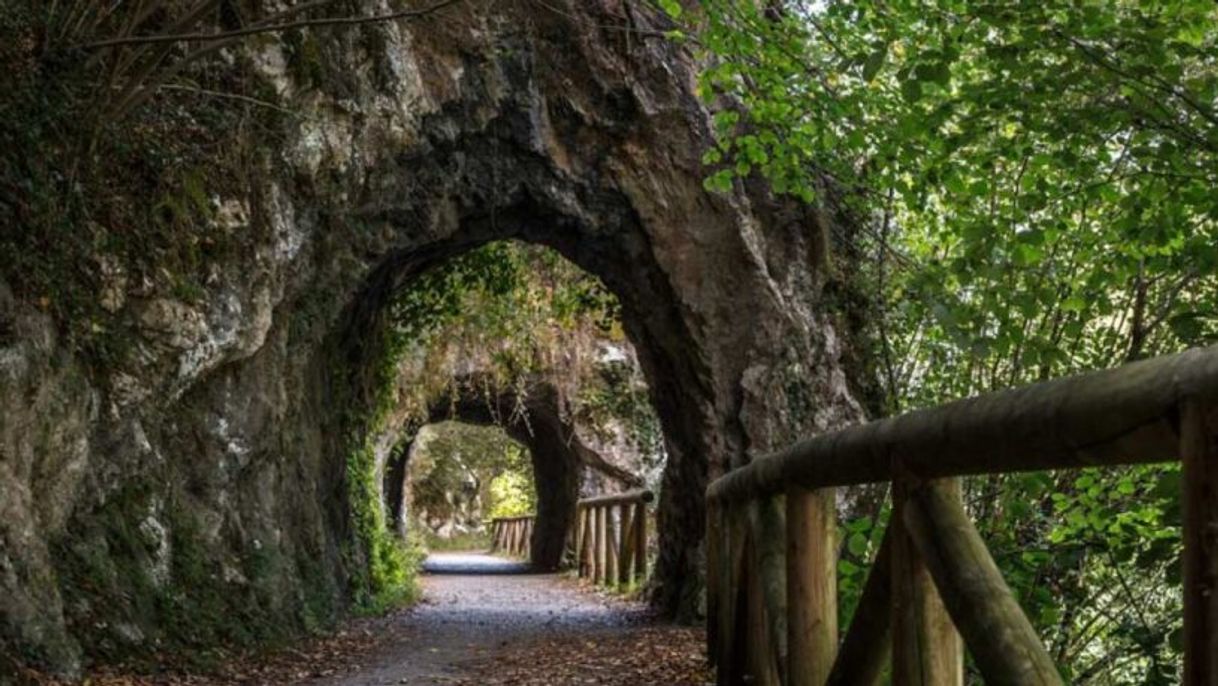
[
  {"left": 43, "top": 552, "right": 708, "bottom": 686},
  {"left": 316, "top": 552, "right": 653, "bottom": 685}
]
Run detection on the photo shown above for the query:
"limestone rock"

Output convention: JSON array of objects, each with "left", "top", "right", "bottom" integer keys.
[{"left": 0, "top": 0, "right": 866, "bottom": 673}]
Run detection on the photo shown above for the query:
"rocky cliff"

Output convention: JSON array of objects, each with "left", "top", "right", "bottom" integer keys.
[{"left": 0, "top": 0, "right": 865, "bottom": 675}]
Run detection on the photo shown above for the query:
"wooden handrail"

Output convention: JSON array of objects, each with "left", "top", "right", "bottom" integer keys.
[
  {"left": 578, "top": 490, "right": 656, "bottom": 507},
  {"left": 709, "top": 344, "right": 1218, "bottom": 505},
  {"left": 489, "top": 514, "right": 534, "bottom": 559},
  {"left": 706, "top": 345, "right": 1218, "bottom": 685},
  {"left": 574, "top": 490, "right": 653, "bottom": 587}
]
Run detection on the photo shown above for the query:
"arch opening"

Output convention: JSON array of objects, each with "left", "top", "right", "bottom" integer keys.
[{"left": 341, "top": 240, "right": 668, "bottom": 583}]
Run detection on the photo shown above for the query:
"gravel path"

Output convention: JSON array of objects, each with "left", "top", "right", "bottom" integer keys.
[{"left": 315, "top": 552, "right": 650, "bottom": 686}]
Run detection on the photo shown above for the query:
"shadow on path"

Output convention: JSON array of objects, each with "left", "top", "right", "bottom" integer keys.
[{"left": 316, "top": 552, "right": 647, "bottom": 685}]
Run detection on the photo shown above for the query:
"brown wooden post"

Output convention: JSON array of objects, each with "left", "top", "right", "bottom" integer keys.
[
  {"left": 903, "top": 480, "right": 1062, "bottom": 686},
  {"left": 587, "top": 509, "right": 597, "bottom": 581},
  {"left": 1183, "top": 399, "right": 1218, "bottom": 686},
  {"left": 892, "top": 475, "right": 962, "bottom": 686},
  {"left": 584, "top": 509, "right": 594, "bottom": 577},
  {"left": 576, "top": 507, "right": 586, "bottom": 575},
  {"left": 619, "top": 502, "right": 635, "bottom": 586},
  {"left": 718, "top": 505, "right": 749, "bottom": 686},
  {"left": 787, "top": 485, "right": 837, "bottom": 686},
  {"left": 576, "top": 511, "right": 584, "bottom": 575},
  {"left": 828, "top": 526, "right": 894, "bottom": 686},
  {"left": 606, "top": 505, "right": 620, "bottom": 585},
  {"left": 634, "top": 500, "right": 647, "bottom": 579},
  {"left": 745, "top": 532, "right": 782, "bottom": 686},
  {"left": 596, "top": 506, "right": 608, "bottom": 585}
]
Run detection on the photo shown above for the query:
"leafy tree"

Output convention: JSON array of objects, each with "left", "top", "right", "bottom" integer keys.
[
  {"left": 409, "top": 422, "right": 536, "bottom": 538},
  {"left": 674, "top": 0, "right": 1217, "bottom": 680}
]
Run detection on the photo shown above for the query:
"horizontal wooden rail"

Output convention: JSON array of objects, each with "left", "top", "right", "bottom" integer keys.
[
  {"left": 574, "top": 489, "right": 652, "bottom": 588},
  {"left": 706, "top": 344, "right": 1218, "bottom": 686},
  {"left": 578, "top": 490, "right": 656, "bottom": 507},
  {"left": 710, "top": 344, "right": 1218, "bottom": 505},
  {"left": 490, "top": 514, "right": 534, "bottom": 559}
]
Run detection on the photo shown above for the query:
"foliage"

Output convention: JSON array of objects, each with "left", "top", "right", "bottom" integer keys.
[
  {"left": 382, "top": 241, "right": 659, "bottom": 469},
  {"left": 487, "top": 469, "right": 537, "bottom": 519},
  {"left": 0, "top": 0, "right": 284, "bottom": 370},
  {"left": 679, "top": 0, "right": 1217, "bottom": 680},
  {"left": 408, "top": 422, "right": 537, "bottom": 537},
  {"left": 345, "top": 440, "right": 425, "bottom": 614}
]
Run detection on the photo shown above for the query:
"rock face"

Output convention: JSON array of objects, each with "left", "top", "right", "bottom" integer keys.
[{"left": 0, "top": 0, "right": 865, "bottom": 674}]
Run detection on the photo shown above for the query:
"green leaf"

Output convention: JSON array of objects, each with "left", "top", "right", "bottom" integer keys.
[
  {"left": 862, "top": 46, "right": 887, "bottom": 82},
  {"left": 847, "top": 532, "right": 869, "bottom": 557}
]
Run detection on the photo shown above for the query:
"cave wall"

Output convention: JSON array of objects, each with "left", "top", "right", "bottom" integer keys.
[{"left": 0, "top": 0, "right": 865, "bottom": 674}]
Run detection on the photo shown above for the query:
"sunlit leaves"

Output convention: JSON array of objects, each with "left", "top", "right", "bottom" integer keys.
[{"left": 682, "top": 0, "right": 1217, "bottom": 679}]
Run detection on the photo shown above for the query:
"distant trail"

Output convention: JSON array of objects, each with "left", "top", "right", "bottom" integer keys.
[{"left": 316, "top": 552, "right": 651, "bottom": 685}]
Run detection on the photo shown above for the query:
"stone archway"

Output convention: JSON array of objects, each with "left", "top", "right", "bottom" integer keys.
[
  {"left": 322, "top": 24, "right": 866, "bottom": 606},
  {"left": 0, "top": 0, "right": 869, "bottom": 671},
  {"left": 383, "top": 377, "right": 642, "bottom": 570}
]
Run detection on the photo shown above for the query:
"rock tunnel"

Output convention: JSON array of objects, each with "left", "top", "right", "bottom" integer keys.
[
  {"left": 0, "top": 0, "right": 867, "bottom": 674},
  {"left": 383, "top": 376, "right": 644, "bottom": 571}
]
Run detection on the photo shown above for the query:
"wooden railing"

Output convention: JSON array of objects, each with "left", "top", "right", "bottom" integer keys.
[
  {"left": 706, "top": 345, "right": 1218, "bottom": 685},
  {"left": 490, "top": 514, "right": 534, "bottom": 559},
  {"left": 574, "top": 490, "right": 654, "bottom": 587}
]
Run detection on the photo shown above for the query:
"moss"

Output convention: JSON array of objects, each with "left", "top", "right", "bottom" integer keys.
[
  {"left": 344, "top": 439, "right": 425, "bottom": 614},
  {"left": 296, "top": 547, "right": 339, "bottom": 634},
  {"left": 0, "top": 0, "right": 287, "bottom": 377},
  {"left": 48, "top": 482, "right": 315, "bottom": 672},
  {"left": 283, "top": 29, "right": 327, "bottom": 88}
]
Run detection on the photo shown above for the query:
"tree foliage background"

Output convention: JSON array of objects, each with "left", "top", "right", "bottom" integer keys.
[{"left": 672, "top": 0, "right": 1218, "bottom": 681}]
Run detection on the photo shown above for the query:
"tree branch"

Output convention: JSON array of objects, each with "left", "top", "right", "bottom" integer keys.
[{"left": 76, "top": 0, "right": 463, "bottom": 50}]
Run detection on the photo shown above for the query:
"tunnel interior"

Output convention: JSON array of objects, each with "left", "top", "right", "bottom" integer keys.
[{"left": 343, "top": 239, "right": 667, "bottom": 575}]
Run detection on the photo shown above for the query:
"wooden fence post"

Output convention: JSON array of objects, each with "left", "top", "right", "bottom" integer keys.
[
  {"left": 741, "top": 497, "right": 787, "bottom": 685},
  {"left": 574, "top": 507, "right": 583, "bottom": 573},
  {"left": 903, "top": 480, "right": 1061, "bottom": 685},
  {"left": 827, "top": 527, "right": 893, "bottom": 686},
  {"left": 718, "top": 505, "right": 749, "bottom": 686},
  {"left": 634, "top": 500, "right": 647, "bottom": 579},
  {"left": 607, "top": 505, "right": 620, "bottom": 585},
  {"left": 586, "top": 508, "right": 596, "bottom": 581},
  {"left": 619, "top": 503, "right": 635, "bottom": 586},
  {"left": 1183, "top": 399, "right": 1218, "bottom": 686},
  {"left": 745, "top": 529, "right": 783, "bottom": 686},
  {"left": 892, "top": 475, "right": 962, "bottom": 686},
  {"left": 596, "top": 506, "right": 607, "bottom": 585},
  {"left": 578, "top": 509, "right": 586, "bottom": 576},
  {"left": 787, "top": 485, "right": 837, "bottom": 686}
]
